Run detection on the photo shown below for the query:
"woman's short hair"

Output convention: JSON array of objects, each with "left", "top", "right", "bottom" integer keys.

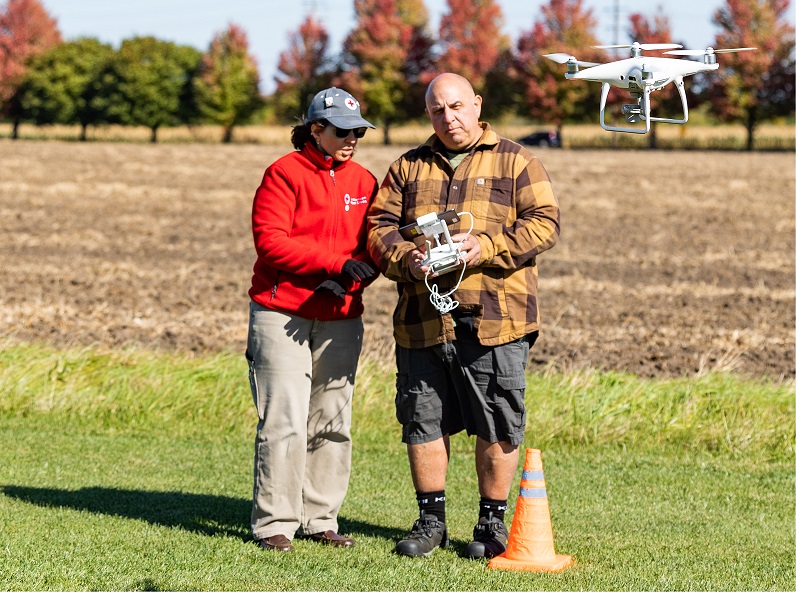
[{"left": 291, "top": 119, "right": 328, "bottom": 150}]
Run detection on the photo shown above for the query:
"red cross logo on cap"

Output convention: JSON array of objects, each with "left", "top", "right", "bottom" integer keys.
[{"left": 344, "top": 97, "right": 357, "bottom": 110}]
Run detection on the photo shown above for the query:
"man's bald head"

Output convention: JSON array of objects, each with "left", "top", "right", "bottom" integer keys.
[
  {"left": 424, "top": 73, "right": 483, "bottom": 151},
  {"left": 425, "top": 73, "right": 475, "bottom": 105}
]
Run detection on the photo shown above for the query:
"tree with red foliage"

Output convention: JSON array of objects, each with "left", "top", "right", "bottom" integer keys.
[
  {"left": 337, "top": 0, "right": 413, "bottom": 144},
  {"left": 194, "top": 23, "right": 262, "bottom": 143},
  {"left": 481, "top": 46, "right": 524, "bottom": 120},
  {"left": 436, "top": 0, "right": 510, "bottom": 93},
  {"left": 273, "top": 15, "right": 332, "bottom": 122},
  {"left": 628, "top": 9, "right": 679, "bottom": 147},
  {"left": 706, "top": 0, "right": 795, "bottom": 149},
  {"left": 515, "top": 0, "right": 607, "bottom": 138},
  {"left": 0, "top": 0, "right": 61, "bottom": 129}
]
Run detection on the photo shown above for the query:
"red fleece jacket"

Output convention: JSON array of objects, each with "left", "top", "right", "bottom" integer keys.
[{"left": 249, "top": 142, "right": 378, "bottom": 320}]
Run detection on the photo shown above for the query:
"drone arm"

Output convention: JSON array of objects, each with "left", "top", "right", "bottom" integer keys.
[
  {"left": 599, "top": 82, "right": 650, "bottom": 134},
  {"left": 645, "top": 76, "right": 689, "bottom": 124}
]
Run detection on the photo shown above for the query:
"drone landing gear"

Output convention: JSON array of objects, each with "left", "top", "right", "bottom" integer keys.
[
  {"left": 599, "top": 76, "right": 689, "bottom": 134},
  {"left": 600, "top": 82, "right": 650, "bottom": 134},
  {"left": 644, "top": 77, "right": 688, "bottom": 125}
]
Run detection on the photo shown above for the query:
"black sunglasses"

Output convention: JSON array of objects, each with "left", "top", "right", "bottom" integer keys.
[{"left": 333, "top": 126, "right": 367, "bottom": 139}]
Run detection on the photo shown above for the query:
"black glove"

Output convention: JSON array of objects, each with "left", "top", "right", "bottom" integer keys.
[
  {"left": 315, "top": 279, "right": 346, "bottom": 299},
  {"left": 341, "top": 259, "right": 375, "bottom": 282}
]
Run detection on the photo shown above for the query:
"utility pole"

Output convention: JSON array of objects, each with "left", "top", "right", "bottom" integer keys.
[
  {"left": 300, "top": 0, "right": 327, "bottom": 29},
  {"left": 602, "top": 0, "right": 625, "bottom": 55}
]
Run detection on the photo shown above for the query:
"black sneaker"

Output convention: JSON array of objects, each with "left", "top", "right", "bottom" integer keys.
[
  {"left": 466, "top": 512, "right": 509, "bottom": 559},
  {"left": 394, "top": 511, "right": 449, "bottom": 557}
]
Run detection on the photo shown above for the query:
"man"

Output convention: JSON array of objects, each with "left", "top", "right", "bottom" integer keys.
[{"left": 367, "top": 73, "right": 560, "bottom": 559}]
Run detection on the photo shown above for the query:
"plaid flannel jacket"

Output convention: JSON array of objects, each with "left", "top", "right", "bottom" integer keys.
[{"left": 367, "top": 123, "right": 560, "bottom": 349}]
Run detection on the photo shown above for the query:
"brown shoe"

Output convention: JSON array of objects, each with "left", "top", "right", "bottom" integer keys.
[
  {"left": 256, "top": 534, "right": 293, "bottom": 552},
  {"left": 300, "top": 530, "right": 356, "bottom": 548}
]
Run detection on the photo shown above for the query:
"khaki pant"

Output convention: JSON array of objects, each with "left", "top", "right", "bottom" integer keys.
[{"left": 246, "top": 301, "right": 363, "bottom": 540}]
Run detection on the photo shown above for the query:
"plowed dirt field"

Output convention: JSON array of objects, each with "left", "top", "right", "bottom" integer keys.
[{"left": 1, "top": 140, "right": 793, "bottom": 378}]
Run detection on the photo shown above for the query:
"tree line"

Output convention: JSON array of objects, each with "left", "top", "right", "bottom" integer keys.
[{"left": 0, "top": 0, "right": 793, "bottom": 148}]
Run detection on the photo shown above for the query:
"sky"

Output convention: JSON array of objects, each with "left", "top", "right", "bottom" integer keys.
[{"left": 39, "top": 0, "right": 796, "bottom": 93}]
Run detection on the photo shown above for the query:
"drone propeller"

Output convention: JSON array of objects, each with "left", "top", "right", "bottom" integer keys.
[
  {"left": 595, "top": 43, "right": 683, "bottom": 51},
  {"left": 544, "top": 53, "right": 600, "bottom": 67},
  {"left": 664, "top": 47, "right": 757, "bottom": 56}
]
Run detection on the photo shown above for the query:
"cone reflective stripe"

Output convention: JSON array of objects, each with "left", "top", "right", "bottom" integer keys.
[{"left": 488, "top": 448, "right": 573, "bottom": 572}]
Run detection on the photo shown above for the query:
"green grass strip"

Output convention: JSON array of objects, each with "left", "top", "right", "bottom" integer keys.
[{"left": 2, "top": 342, "right": 790, "bottom": 458}]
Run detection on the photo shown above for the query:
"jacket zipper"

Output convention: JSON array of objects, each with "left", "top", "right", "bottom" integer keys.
[
  {"left": 270, "top": 271, "right": 280, "bottom": 300},
  {"left": 329, "top": 169, "right": 339, "bottom": 250}
]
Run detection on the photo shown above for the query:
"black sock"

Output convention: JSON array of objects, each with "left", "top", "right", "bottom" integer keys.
[
  {"left": 479, "top": 497, "right": 507, "bottom": 522},
  {"left": 417, "top": 490, "right": 446, "bottom": 524}
]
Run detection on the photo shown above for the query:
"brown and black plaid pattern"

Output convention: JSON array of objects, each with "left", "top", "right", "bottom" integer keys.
[{"left": 367, "top": 123, "right": 560, "bottom": 349}]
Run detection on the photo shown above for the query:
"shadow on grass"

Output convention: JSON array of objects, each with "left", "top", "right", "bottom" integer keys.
[
  {"left": 2, "top": 485, "right": 251, "bottom": 539},
  {"left": 1, "top": 485, "right": 405, "bottom": 543},
  {"left": 338, "top": 516, "right": 405, "bottom": 543}
]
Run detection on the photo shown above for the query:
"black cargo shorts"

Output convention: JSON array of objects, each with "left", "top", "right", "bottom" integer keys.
[{"left": 394, "top": 326, "right": 536, "bottom": 446}]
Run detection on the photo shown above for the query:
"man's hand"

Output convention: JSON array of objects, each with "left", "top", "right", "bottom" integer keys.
[
  {"left": 407, "top": 234, "right": 480, "bottom": 280},
  {"left": 315, "top": 279, "right": 346, "bottom": 299},
  {"left": 407, "top": 248, "right": 431, "bottom": 280},
  {"left": 452, "top": 233, "right": 481, "bottom": 267},
  {"left": 341, "top": 259, "right": 375, "bottom": 282}
]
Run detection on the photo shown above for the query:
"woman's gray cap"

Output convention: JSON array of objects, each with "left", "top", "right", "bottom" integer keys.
[{"left": 306, "top": 87, "right": 376, "bottom": 129}]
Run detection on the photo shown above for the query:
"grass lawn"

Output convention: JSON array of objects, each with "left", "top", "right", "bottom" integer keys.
[{"left": 0, "top": 343, "right": 793, "bottom": 590}]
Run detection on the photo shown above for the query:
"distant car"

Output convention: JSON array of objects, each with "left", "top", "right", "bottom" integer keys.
[{"left": 517, "top": 130, "right": 561, "bottom": 148}]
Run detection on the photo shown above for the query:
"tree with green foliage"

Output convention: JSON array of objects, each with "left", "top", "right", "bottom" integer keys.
[
  {"left": 194, "top": 23, "right": 262, "bottom": 143},
  {"left": 273, "top": 15, "right": 332, "bottom": 122},
  {"left": 706, "top": 0, "right": 795, "bottom": 150},
  {"left": 0, "top": 0, "right": 61, "bottom": 136},
  {"left": 436, "top": 0, "right": 510, "bottom": 94},
  {"left": 337, "top": 0, "right": 413, "bottom": 144},
  {"left": 515, "top": 0, "right": 607, "bottom": 138},
  {"left": 16, "top": 37, "right": 113, "bottom": 140},
  {"left": 92, "top": 36, "right": 201, "bottom": 143}
]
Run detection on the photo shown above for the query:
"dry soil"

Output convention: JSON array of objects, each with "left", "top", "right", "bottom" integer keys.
[{"left": 1, "top": 140, "right": 793, "bottom": 379}]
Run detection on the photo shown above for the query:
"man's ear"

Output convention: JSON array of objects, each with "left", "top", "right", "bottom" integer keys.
[{"left": 474, "top": 95, "right": 483, "bottom": 118}]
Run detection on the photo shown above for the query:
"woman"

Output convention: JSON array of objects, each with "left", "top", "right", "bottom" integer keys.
[{"left": 246, "top": 88, "right": 378, "bottom": 552}]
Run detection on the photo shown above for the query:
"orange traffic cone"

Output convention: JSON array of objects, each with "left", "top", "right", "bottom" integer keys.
[{"left": 488, "top": 448, "right": 573, "bottom": 572}]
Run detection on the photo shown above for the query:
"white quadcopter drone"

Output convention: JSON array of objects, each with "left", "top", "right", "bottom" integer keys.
[{"left": 545, "top": 42, "right": 756, "bottom": 134}]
